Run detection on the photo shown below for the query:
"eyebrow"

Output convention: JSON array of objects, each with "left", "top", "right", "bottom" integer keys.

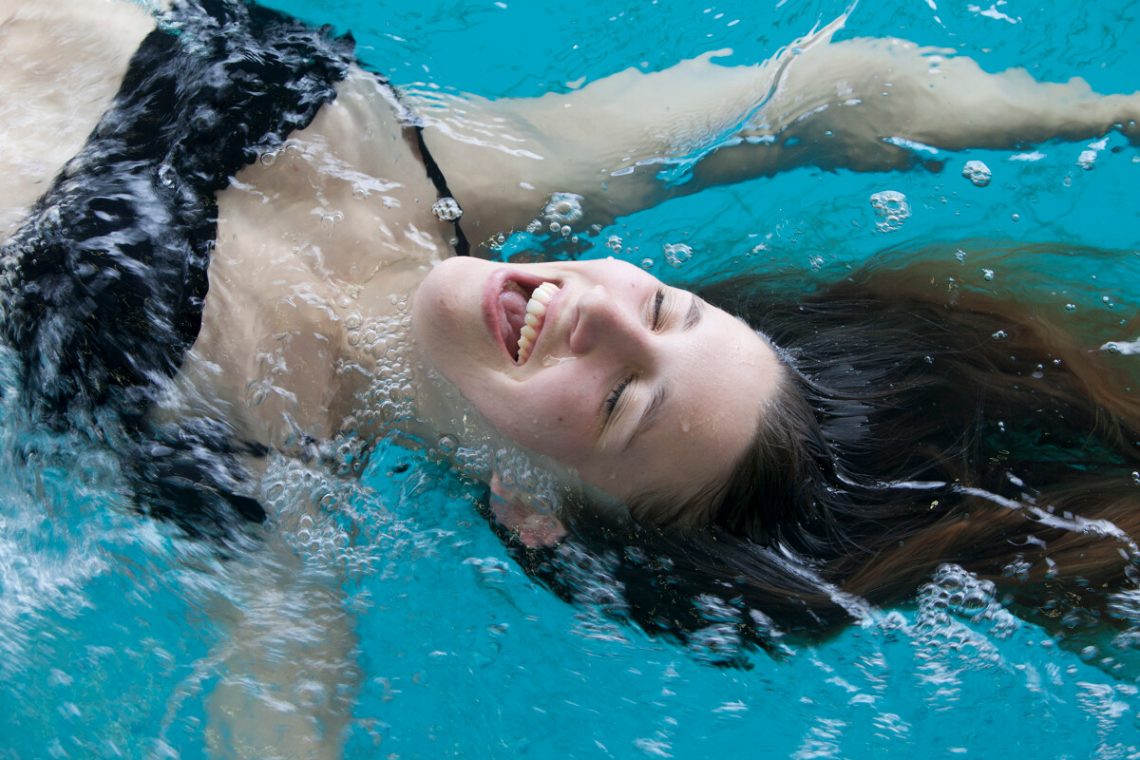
[{"left": 624, "top": 383, "right": 668, "bottom": 452}]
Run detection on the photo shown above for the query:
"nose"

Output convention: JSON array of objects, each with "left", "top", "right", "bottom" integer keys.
[{"left": 568, "top": 284, "right": 653, "bottom": 363}]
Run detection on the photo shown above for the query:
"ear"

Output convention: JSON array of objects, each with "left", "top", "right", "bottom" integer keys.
[{"left": 489, "top": 474, "right": 567, "bottom": 549}]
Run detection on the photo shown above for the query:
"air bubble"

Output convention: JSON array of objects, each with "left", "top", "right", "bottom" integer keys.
[
  {"left": 961, "top": 160, "right": 991, "bottom": 187},
  {"left": 981, "top": 268, "right": 995, "bottom": 281},
  {"left": 640, "top": 258, "right": 655, "bottom": 270},
  {"left": 1064, "top": 303, "right": 1077, "bottom": 312},
  {"left": 606, "top": 235, "right": 623, "bottom": 253},
  {"left": 992, "top": 330, "right": 1008, "bottom": 341},
  {"left": 869, "top": 190, "right": 910, "bottom": 232},
  {"left": 260, "top": 150, "right": 279, "bottom": 167},
  {"left": 544, "top": 192, "right": 584, "bottom": 225},
  {"left": 954, "top": 249, "right": 967, "bottom": 263}
]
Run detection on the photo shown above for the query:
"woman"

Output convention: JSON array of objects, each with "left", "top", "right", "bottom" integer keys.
[{"left": 2, "top": 0, "right": 1139, "bottom": 748}]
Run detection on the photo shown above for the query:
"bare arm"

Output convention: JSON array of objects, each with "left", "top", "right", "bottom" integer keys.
[
  {"left": 416, "top": 16, "right": 1139, "bottom": 235},
  {"left": 205, "top": 530, "right": 358, "bottom": 760}
]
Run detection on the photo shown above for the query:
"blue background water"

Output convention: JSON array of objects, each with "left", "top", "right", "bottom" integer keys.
[{"left": 1, "top": 0, "right": 1139, "bottom": 757}]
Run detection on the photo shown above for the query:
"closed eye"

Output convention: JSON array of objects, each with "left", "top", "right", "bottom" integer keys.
[
  {"left": 605, "top": 287, "right": 665, "bottom": 424},
  {"left": 605, "top": 374, "right": 633, "bottom": 418}
]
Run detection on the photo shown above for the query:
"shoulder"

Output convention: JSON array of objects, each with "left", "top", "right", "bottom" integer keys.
[{"left": 0, "top": 0, "right": 159, "bottom": 238}]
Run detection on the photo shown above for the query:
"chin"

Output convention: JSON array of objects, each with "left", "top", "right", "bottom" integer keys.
[{"left": 411, "top": 258, "right": 489, "bottom": 383}]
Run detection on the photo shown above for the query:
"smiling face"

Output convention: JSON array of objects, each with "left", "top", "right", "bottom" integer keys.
[{"left": 411, "top": 257, "right": 783, "bottom": 525}]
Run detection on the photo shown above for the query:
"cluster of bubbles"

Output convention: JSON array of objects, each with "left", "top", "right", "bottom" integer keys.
[
  {"left": 662, "top": 242, "right": 693, "bottom": 268},
  {"left": 869, "top": 190, "right": 910, "bottom": 232},
  {"left": 910, "top": 564, "right": 1020, "bottom": 675},
  {"left": 541, "top": 192, "right": 584, "bottom": 241},
  {"left": 961, "top": 159, "right": 992, "bottom": 187},
  {"left": 350, "top": 302, "right": 418, "bottom": 434}
]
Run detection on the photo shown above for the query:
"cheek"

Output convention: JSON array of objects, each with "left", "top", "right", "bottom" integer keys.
[{"left": 483, "top": 372, "right": 600, "bottom": 466}]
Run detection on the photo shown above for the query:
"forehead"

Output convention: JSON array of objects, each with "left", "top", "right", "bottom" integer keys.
[{"left": 595, "top": 299, "right": 780, "bottom": 508}]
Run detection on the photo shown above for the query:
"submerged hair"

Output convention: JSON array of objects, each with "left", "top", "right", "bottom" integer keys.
[{"left": 506, "top": 243, "right": 1140, "bottom": 661}]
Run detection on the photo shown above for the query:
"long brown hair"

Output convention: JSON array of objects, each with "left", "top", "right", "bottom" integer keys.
[{"left": 506, "top": 242, "right": 1140, "bottom": 659}]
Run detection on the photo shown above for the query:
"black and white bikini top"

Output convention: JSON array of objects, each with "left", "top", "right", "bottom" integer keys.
[
  {"left": 2, "top": 0, "right": 465, "bottom": 427},
  {"left": 0, "top": 0, "right": 465, "bottom": 534}
]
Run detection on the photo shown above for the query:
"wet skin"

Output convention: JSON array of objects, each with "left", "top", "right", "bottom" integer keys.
[{"left": 411, "top": 257, "right": 783, "bottom": 519}]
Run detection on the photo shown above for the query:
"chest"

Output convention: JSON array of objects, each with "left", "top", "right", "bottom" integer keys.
[{"left": 179, "top": 71, "right": 455, "bottom": 448}]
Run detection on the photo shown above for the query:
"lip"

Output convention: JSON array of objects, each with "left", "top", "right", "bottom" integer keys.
[{"left": 481, "top": 268, "right": 563, "bottom": 366}]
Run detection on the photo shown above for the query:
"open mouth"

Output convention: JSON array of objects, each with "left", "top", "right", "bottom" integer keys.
[{"left": 497, "top": 278, "right": 560, "bottom": 364}]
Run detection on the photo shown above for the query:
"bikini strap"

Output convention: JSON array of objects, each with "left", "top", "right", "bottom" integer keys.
[{"left": 413, "top": 126, "right": 472, "bottom": 257}]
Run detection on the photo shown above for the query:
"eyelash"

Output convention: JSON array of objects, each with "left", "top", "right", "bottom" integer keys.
[{"left": 604, "top": 288, "right": 666, "bottom": 420}]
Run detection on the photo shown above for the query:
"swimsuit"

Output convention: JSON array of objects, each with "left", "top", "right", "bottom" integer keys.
[{"left": 0, "top": 0, "right": 462, "bottom": 535}]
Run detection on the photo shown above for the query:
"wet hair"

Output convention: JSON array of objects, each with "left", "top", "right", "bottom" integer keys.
[{"left": 505, "top": 243, "right": 1140, "bottom": 660}]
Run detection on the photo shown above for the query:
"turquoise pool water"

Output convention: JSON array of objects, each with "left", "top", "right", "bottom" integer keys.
[{"left": 2, "top": 0, "right": 1139, "bottom": 757}]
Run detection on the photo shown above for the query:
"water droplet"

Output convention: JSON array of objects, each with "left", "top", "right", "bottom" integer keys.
[{"left": 961, "top": 160, "right": 991, "bottom": 187}]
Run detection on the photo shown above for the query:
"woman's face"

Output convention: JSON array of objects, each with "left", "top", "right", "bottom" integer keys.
[{"left": 411, "top": 257, "right": 782, "bottom": 519}]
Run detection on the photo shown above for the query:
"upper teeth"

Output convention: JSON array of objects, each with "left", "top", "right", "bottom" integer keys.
[{"left": 517, "top": 282, "right": 559, "bottom": 363}]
